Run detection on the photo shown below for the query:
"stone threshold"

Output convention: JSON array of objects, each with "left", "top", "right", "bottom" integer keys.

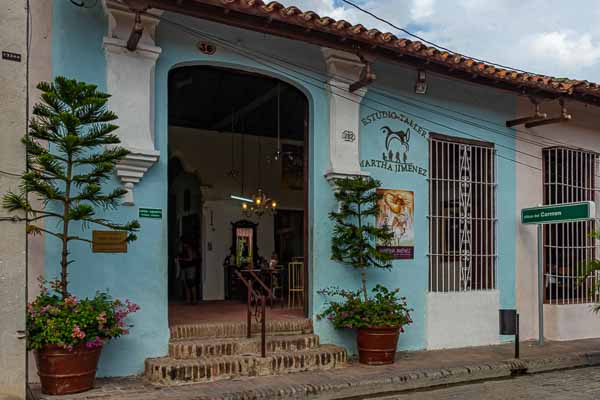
[{"left": 30, "top": 338, "right": 600, "bottom": 400}]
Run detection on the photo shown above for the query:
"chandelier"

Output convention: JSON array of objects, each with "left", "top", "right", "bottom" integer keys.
[
  {"left": 242, "top": 189, "right": 277, "bottom": 217},
  {"left": 229, "top": 85, "right": 284, "bottom": 218}
]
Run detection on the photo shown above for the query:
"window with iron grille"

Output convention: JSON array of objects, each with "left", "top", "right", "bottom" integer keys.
[
  {"left": 543, "top": 147, "right": 598, "bottom": 304},
  {"left": 429, "top": 134, "right": 496, "bottom": 292}
]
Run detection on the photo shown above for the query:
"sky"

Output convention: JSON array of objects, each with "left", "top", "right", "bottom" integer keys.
[{"left": 279, "top": 0, "right": 600, "bottom": 83}]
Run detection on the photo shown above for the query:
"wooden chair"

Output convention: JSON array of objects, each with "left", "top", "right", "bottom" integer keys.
[{"left": 287, "top": 261, "right": 304, "bottom": 308}]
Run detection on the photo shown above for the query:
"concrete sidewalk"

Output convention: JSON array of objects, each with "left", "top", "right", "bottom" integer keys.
[{"left": 31, "top": 338, "right": 600, "bottom": 400}]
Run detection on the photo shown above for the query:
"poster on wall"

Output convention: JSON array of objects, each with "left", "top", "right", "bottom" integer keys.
[{"left": 376, "top": 189, "right": 415, "bottom": 259}]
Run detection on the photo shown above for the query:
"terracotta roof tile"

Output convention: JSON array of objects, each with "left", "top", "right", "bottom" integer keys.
[{"left": 168, "top": 0, "right": 600, "bottom": 104}]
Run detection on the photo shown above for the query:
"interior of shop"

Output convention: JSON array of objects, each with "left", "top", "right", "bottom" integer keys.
[{"left": 167, "top": 65, "right": 308, "bottom": 323}]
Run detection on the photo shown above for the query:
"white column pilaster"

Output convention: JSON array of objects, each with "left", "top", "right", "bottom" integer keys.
[
  {"left": 102, "top": 1, "right": 161, "bottom": 205},
  {"left": 322, "top": 49, "right": 369, "bottom": 186}
]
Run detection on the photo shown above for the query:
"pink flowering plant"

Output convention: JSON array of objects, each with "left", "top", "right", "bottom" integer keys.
[
  {"left": 26, "top": 279, "right": 140, "bottom": 351},
  {"left": 317, "top": 285, "right": 412, "bottom": 330}
]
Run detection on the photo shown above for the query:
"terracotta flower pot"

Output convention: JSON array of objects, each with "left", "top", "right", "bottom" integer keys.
[
  {"left": 357, "top": 326, "right": 400, "bottom": 365},
  {"left": 35, "top": 344, "right": 102, "bottom": 395}
]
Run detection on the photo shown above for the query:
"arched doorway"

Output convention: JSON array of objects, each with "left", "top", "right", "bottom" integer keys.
[{"left": 167, "top": 65, "right": 309, "bottom": 324}]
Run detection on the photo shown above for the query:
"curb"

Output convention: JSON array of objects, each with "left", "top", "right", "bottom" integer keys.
[{"left": 196, "top": 350, "right": 600, "bottom": 400}]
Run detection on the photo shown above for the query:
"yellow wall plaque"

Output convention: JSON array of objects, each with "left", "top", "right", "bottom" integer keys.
[{"left": 92, "top": 231, "right": 128, "bottom": 253}]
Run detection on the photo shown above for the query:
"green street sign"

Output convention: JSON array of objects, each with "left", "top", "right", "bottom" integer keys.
[
  {"left": 521, "top": 201, "right": 595, "bottom": 225},
  {"left": 139, "top": 207, "right": 162, "bottom": 219}
]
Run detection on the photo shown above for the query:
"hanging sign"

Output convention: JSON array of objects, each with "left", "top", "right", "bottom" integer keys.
[
  {"left": 376, "top": 189, "right": 415, "bottom": 259},
  {"left": 139, "top": 207, "right": 162, "bottom": 219},
  {"left": 92, "top": 231, "right": 127, "bottom": 253},
  {"left": 521, "top": 201, "right": 595, "bottom": 225}
]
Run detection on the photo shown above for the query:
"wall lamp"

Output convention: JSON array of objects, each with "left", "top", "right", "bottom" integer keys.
[
  {"left": 349, "top": 54, "right": 376, "bottom": 93},
  {"left": 506, "top": 98, "right": 547, "bottom": 128},
  {"left": 525, "top": 99, "right": 571, "bottom": 128},
  {"left": 126, "top": 11, "right": 144, "bottom": 52},
  {"left": 414, "top": 69, "right": 427, "bottom": 95}
]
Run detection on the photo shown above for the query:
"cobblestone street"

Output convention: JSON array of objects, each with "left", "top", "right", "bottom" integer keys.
[
  {"left": 31, "top": 339, "right": 600, "bottom": 400},
  {"left": 381, "top": 367, "right": 600, "bottom": 400}
]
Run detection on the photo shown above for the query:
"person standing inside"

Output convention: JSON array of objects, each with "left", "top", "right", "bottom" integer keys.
[{"left": 176, "top": 238, "right": 200, "bottom": 304}]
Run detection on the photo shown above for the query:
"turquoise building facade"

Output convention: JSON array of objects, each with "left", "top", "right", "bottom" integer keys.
[{"left": 46, "top": 1, "right": 519, "bottom": 377}]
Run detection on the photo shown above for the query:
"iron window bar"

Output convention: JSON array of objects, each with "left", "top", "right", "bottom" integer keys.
[
  {"left": 428, "top": 134, "right": 497, "bottom": 293},
  {"left": 542, "top": 147, "right": 599, "bottom": 305}
]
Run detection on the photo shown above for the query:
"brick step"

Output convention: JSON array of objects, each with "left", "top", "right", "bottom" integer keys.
[
  {"left": 145, "top": 344, "right": 347, "bottom": 385},
  {"left": 169, "top": 334, "right": 320, "bottom": 359},
  {"left": 169, "top": 319, "right": 313, "bottom": 340}
]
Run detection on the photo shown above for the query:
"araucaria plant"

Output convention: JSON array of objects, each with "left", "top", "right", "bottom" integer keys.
[
  {"left": 2, "top": 77, "right": 140, "bottom": 299},
  {"left": 319, "top": 176, "right": 412, "bottom": 330},
  {"left": 329, "top": 176, "right": 394, "bottom": 302}
]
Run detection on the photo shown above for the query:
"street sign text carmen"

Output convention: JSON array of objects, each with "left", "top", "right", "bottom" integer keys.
[{"left": 521, "top": 201, "right": 595, "bottom": 225}]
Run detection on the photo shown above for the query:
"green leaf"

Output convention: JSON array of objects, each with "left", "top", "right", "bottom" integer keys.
[{"left": 2, "top": 76, "right": 142, "bottom": 297}]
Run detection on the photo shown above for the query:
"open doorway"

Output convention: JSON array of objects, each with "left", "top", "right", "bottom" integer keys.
[{"left": 167, "top": 65, "right": 309, "bottom": 325}]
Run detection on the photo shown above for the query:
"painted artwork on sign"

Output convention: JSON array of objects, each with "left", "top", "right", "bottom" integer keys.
[
  {"left": 376, "top": 189, "right": 415, "bottom": 259},
  {"left": 360, "top": 110, "right": 428, "bottom": 177}
]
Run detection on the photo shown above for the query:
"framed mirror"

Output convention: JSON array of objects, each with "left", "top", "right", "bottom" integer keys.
[{"left": 231, "top": 220, "right": 259, "bottom": 268}]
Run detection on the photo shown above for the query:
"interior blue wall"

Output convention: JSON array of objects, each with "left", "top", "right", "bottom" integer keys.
[{"left": 49, "top": 2, "right": 517, "bottom": 376}]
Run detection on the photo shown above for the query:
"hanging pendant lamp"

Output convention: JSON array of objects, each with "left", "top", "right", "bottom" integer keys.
[
  {"left": 273, "top": 83, "right": 293, "bottom": 162},
  {"left": 242, "top": 135, "right": 277, "bottom": 217}
]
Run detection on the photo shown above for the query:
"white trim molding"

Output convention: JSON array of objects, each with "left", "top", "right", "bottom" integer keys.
[
  {"left": 544, "top": 304, "right": 600, "bottom": 340},
  {"left": 115, "top": 147, "right": 160, "bottom": 205},
  {"left": 102, "top": 1, "right": 162, "bottom": 205},
  {"left": 426, "top": 290, "right": 500, "bottom": 349},
  {"left": 322, "top": 48, "right": 369, "bottom": 186}
]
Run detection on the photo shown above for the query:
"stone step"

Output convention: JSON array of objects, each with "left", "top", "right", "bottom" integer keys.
[
  {"left": 145, "top": 344, "right": 347, "bottom": 385},
  {"left": 169, "top": 319, "right": 313, "bottom": 340},
  {"left": 169, "top": 334, "right": 320, "bottom": 359}
]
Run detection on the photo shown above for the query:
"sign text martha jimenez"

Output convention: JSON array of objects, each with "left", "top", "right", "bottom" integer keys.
[
  {"left": 361, "top": 110, "right": 429, "bottom": 177},
  {"left": 360, "top": 159, "right": 428, "bottom": 176},
  {"left": 361, "top": 110, "right": 428, "bottom": 138}
]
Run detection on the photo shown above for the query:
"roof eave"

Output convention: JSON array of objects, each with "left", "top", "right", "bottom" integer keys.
[{"left": 132, "top": 0, "right": 600, "bottom": 107}]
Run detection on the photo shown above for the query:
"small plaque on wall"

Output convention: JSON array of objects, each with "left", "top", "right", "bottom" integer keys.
[
  {"left": 92, "top": 231, "right": 127, "bottom": 253},
  {"left": 139, "top": 207, "right": 162, "bottom": 219}
]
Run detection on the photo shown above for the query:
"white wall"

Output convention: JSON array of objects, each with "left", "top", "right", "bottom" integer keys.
[
  {"left": 202, "top": 201, "right": 275, "bottom": 300},
  {"left": 515, "top": 98, "right": 600, "bottom": 341},
  {"left": 426, "top": 291, "right": 500, "bottom": 349},
  {"left": 544, "top": 304, "right": 600, "bottom": 340},
  {"left": 0, "top": 1, "right": 28, "bottom": 397},
  {"left": 26, "top": 0, "right": 54, "bottom": 385},
  {"left": 170, "top": 127, "right": 303, "bottom": 300}
]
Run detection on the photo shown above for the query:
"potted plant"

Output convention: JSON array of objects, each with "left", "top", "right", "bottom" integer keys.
[
  {"left": 3, "top": 77, "right": 140, "bottom": 395},
  {"left": 318, "top": 176, "right": 412, "bottom": 365},
  {"left": 27, "top": 280, "right": 139, "bottom": 395}
]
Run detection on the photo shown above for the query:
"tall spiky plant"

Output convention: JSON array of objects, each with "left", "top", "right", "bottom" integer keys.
[
  {"left": 329, "top": 176, "right": 394, "bottom": 302},
  {"left": 2, "top": 77, "right": 140, "bottom": 299}
]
